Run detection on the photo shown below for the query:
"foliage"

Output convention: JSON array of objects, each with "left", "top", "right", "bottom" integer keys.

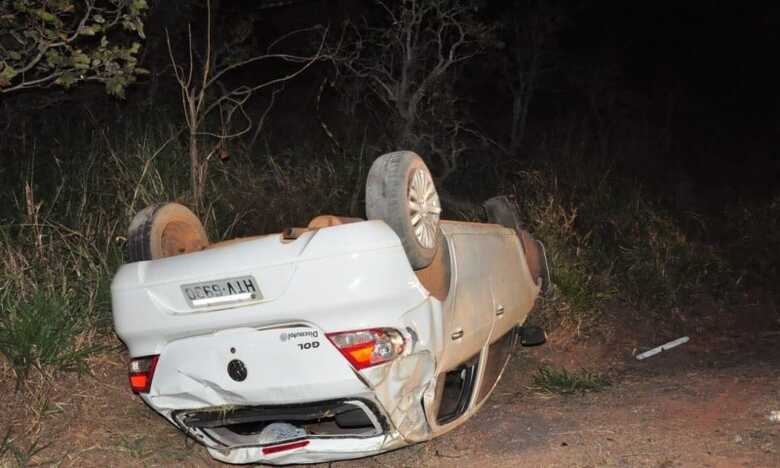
[
  {"left": 487, "top": 0, "right": 567, "bottom": 153},
  {"left": 723, "top": 195, "right": 780, "bottom": 300},
  {"left": 505, "top": 165, "right": 614, "bottom": 327},
  {"left": 0, "top": 292, "right": 98, "bottom": 381},
  {"left": 531, "top": 366, "right": 610, "bottom": 395},
  {"left": 0, "top": 428, "right": 50, "bottom": 467},
  {"left": 164, "top": 0, "right": 329, "bottom": 211},
  {"left": 504, "top": 153, "right": 735, "bottom": 327},
  {"left": 0, "top": 0, "right": 148, "bottom": 97},
  {"left": 0, "top": 116, "right": 185, "bottom": 381},
  {"left": 0, "top": 113, "right": 366, "bottom": 379},
  {"left": 335, "top": 0, "right": 492, "bottom": 184}
]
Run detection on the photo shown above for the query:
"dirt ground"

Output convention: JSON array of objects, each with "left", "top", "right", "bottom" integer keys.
[{"left": 1, "top": 300, "right": 778, "bottom": 468}]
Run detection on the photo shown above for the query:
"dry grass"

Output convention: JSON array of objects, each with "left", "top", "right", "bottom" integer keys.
[
  {"left": 0, "top": 111, "right": 775, "bottom": 466},
  {"left": 500, "top": 155, "right": 740, "bottom": 333}
]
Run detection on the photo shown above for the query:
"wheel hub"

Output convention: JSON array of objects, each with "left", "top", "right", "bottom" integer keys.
[{"left": 408, "top": 169, "right": 441, "bottom": 249}]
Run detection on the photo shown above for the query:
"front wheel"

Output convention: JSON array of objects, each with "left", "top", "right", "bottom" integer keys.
[{"left": 366, "top": 151, "right": 441, "bottom": 270}]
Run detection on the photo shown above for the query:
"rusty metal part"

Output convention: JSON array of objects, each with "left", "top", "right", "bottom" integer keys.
[
  {"left": 307, "top": 215, "right": 363, "bottom": 229},
  {"left": 281, "top": 227, "right": 309, "bottom": 240},
  {"left": 414, "top": 237, "right": 451, "bottom": 301}
]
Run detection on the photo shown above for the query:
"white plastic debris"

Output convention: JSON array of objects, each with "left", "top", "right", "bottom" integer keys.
[
  {"left": 257, "top": 422, "right": 307, "bottom": 444},
  {"left": 769, "top": 411, "right": 780, "bottom": 422},
  {"left": 635, "top": 336, "right": 690, "bottom": 360}
]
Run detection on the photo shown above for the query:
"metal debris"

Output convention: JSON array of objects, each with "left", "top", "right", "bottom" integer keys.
[{"left": 635, "top": 336, "right": 690, "bottom": 360}]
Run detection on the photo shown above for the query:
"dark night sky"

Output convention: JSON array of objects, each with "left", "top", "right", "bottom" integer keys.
[
  {"left": 220, "top": 1, "right": 780, "bottom": 145},
  {"left": 556, "top": 1, "right": 780, "bottom": 195},
  {"left": 596, "top": 3, "right": 779, "bottom": 115}
]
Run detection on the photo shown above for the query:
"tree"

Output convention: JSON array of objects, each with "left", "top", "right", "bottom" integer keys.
[
  {"left": 337, "top": 0, "right": 491, "bottom": 187},
  {"left": 0, "top": 0, "right": 148, "bottom": 97},
  {"left": 497, "top": 0, "right": 564, "bottom": 154},
  {"left": 166, "top": 0, "right": 330, "bottom": 211}
]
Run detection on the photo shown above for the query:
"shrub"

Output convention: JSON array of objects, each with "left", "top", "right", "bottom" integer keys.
[
  {"left": 0, "top": 292, "right": 98, "bottom": 382},
  {"left": 503, "top": 164, "right": 615, "bottom": 327},
  {"left": 0, "top": 114, "right": 367, "bottom": 380},
  {"left": 0, "top": 117, "right": 188, "bottom": 380},
  {"left": 531, "top": 366, "right": 610, "bottom": 395},
  {"left": 501, "top": 155, "right": 734, "bottom": 328},
  {"left": 723, "top": 196, "right": 780, "bottom": 300}
]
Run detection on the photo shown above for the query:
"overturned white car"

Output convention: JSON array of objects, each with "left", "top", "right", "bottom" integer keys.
[{"left": 111, "top": 151, "right": 549, "bottom": 465}]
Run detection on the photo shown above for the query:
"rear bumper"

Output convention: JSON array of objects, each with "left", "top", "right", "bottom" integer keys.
[
  {"left": 138, "top": 311, "right": 439, "bottom": 464},
  {"left": 163, "top": 397, "right": 405, "bottom": 465},
  {"left": 208, "top": 431, "right": 406, "bottom": 465},
  {"left": 146, "top": 388, "right": 422, "bottom": 464}
]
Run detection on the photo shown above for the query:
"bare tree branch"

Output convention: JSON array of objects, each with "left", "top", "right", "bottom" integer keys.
[
  {"left": 166, "top": 0, "right": 329, "bottom": 210},
  {"left": 333, "top": 0, "right": 489, "bottom": 154}
]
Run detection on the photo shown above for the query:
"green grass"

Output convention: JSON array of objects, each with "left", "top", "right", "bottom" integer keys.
[
  {"left": 531, "top": 366, "right": 610, "bottom": 395},
  {"left": 0, "top": 292, "right": 99, "bottom": 382}
]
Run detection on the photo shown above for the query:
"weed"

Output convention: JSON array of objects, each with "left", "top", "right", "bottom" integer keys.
[
  {"left": 505, "top": 168, "right": 615, "bottom": 327},
  {"left": 0, "top": 428, "right": 50, "bottom": 467},
  {"left": 0, "top": 113, "right": 366, "bottom": 380},
  {"left": 531, "top": 366, "right": 610, "bottom": 395},
  {"left": 501, "top": 154, "right": 737, "bottom": 329},
  {"left": 0, "top": 293, "right": 99, "bottom": 382},
  {"left": 116, "top": 435, "right": 153, "bottom": 459},
  {"left": 723, "top": 196, "right": 780, "bottom": 301}
]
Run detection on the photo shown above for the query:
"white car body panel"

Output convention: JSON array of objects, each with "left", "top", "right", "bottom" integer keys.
[{"left": 111, "top": 219, "right": 541, "bottom": 464}]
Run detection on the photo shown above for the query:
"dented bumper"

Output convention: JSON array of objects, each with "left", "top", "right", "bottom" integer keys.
[{"left": 137, "top": 308, "right": 438, "bottom": 464}]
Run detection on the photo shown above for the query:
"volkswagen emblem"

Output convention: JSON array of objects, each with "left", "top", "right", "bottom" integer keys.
[{"left": 227, "top": 359, "right": 247, "bottom": 382}]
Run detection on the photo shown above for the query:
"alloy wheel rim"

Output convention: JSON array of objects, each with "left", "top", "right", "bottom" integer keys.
[{"left": 408, "top": 169, "right": 441, "bottom": 249}]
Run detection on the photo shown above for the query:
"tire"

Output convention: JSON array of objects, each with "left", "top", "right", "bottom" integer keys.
[
  {"left": 127, "top": 203, "right": 209, "bottom": 262},
  {"left": 366, "top": 151, "right": 442, "bottom": 269},
  {"left": 484, "top": 196, "right": 550, "bottom": 295}
]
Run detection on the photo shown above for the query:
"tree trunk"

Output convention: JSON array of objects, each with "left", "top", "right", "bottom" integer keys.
[
  {"left": 509, "top": 88, "right": 524, "bottom": 154},
  {"left": 509, "top": 51, "right": 539, "bottom": 155},
  {"left": 189, "top": 128, "right": 201, "bottom": 212}
]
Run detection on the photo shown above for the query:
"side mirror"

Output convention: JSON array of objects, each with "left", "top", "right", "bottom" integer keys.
[{"left": 518, "top": 326, "right": 547, "bottom": 346}]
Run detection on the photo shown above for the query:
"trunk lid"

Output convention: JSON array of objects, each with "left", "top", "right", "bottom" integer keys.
[{"left": 111, "top": 221, "right": 428, "bottom": 356}]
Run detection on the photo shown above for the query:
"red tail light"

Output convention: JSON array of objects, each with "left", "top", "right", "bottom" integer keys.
[
  {"left": 326, "top": 328, "right": 405, "bottom": 370},
  {"left": 262, "top": 440, "right": 310, "bottom": 455},
  {"left": 129, "top": 355, "right": 159, "bottom": 393}
]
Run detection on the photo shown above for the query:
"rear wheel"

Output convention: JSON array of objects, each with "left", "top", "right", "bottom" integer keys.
[
  {"left": 127, "top": 203, "right": 208, "bottom": 262},
  {"left": 366, "top": 151, "right": 441, "bottom": 269}
]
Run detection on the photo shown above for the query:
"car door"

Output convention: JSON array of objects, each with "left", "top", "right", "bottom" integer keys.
[
  {"left": 476, "top": 231, "right": 527, "bottom": 403},
  {"left": 436, "top": 223, "right": 498, "bottom": 373},
  {"left": 488, "top": 232, "right": 527, "bottom": 338}
]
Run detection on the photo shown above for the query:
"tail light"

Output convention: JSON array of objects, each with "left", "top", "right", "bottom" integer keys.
[
  {"left": 326, "top": 328, "right": 405, "bottom": 370},
  {"left": 129, "top": 355, "right": 159, "bottom": 393},
  {"left": 262, "top": 440, "right": 310, "bottom": 455}
]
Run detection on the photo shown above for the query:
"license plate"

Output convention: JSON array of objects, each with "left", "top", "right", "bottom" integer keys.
[{"left": 181, "top": 275, "right": 262, "bottom": 308}]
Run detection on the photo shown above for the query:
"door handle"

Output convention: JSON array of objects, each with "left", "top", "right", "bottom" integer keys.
[
  {"left": 496, "top": 304, "right": 505, "bottom": 316},
  {"left": 451, "top": 329, "right": 464, "bottom": 340}
]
